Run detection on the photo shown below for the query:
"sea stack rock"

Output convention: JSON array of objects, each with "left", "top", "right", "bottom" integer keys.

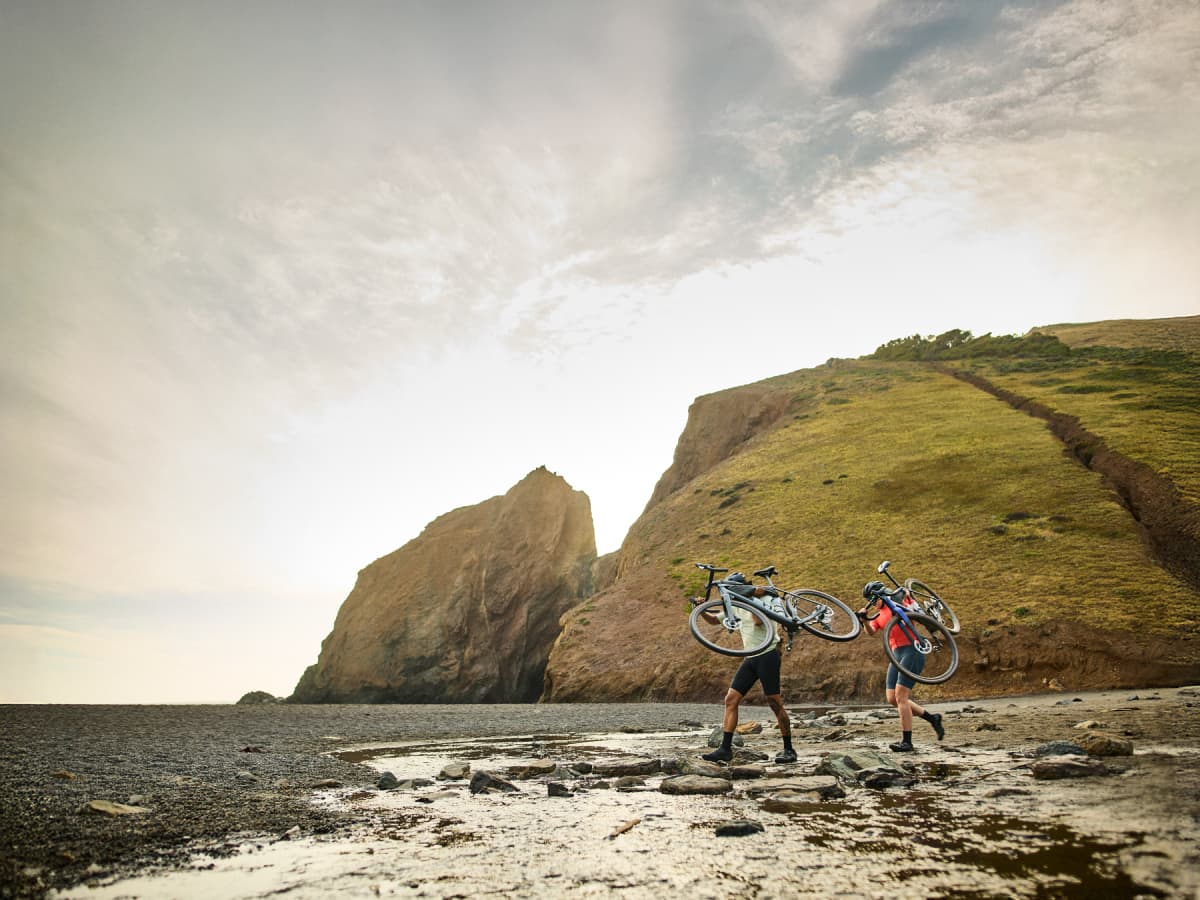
[{"left": 291, "top": 467, "right": 596, "bottom": 703}]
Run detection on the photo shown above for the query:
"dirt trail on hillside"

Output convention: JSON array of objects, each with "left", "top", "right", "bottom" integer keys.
[{"left": 941, "top": 365, "right": 1200, "bottom": 592}]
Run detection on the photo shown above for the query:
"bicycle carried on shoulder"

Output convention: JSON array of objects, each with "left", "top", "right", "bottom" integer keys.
[
  {"left": 861, "top": 560, "right": 959, "bottom": 685},
  {"left": 689, "top": 563, "right": 861, "bottom": 657}
]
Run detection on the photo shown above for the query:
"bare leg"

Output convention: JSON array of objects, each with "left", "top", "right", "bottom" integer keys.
[
  {"left": 765, "top": 694, "right": 791, "bottom": 738},
  {"left": 722, "top": 688, "right": 744, "bottom": 733},
  {"left": 895, "top": 685, "right": 924, "bottom": 732}
]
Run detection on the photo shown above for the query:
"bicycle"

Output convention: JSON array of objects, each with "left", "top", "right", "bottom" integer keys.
[
  {"left": 878, "top": 559, "right": 960, "bottom": 634},
  {"left": 688, "top": 563, "right": 860, "bottom": 657},
  {"left": 860, "top": 561, "right": 959, "bottom": 685}
]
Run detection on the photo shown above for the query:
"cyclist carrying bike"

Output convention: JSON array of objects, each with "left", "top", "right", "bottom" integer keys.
[
  {"left": 698, "top": 573, "right": 797, "bottom": 765},
  {"left": 858, "top": 581, "right": 945, "bottom": 752}
]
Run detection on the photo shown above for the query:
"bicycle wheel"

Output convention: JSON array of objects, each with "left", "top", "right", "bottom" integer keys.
[
  {"left": 786, "top": 589, "right": 861, "bottom": 642},
  {"left": 883, "top": 613, "right": 958, "bottom": 684},
  {"left": 689, "top": 598, "right": 776, "bottom": 657},
  {"left": 906, "top": 579, "right": 961, "bottom": 634}
]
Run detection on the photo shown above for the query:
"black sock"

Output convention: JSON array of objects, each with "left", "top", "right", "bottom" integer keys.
[
  {"left": 902, "top": 730, "right": 912, "bottom": 744},
  {"left": 918, "top": 710, "right": 933, "bottom": 722},
  {"left": 721, "top": 732, "right": 733, "bottom": 752},
  {"left": 783, "top": 736, "right": 794, "bottom": 752}
]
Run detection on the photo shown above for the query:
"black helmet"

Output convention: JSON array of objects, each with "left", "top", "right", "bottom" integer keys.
[
  {"left": 726, "top": 572, "right": 749, "bottom": 584},
  {"left": 862, "top": 580, "right": 885, "bottom": 599}
]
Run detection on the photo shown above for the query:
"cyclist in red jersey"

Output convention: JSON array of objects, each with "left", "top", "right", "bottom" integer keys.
[{"left": 858, "top": 584, "right": 945, "bottom": 752}]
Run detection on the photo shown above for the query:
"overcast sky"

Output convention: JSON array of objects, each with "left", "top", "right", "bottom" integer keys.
[{"left": 2, "top": 1, "right": 1197, "bottom": 702}]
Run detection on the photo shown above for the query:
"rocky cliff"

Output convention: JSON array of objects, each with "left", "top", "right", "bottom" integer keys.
[{"left": 291, "top": 467, "right": 596, "bottom": 703}]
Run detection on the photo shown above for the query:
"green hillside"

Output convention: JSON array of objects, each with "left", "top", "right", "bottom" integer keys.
[{"left": 544, "top": 316, "right": 1200, "bottom": 703}]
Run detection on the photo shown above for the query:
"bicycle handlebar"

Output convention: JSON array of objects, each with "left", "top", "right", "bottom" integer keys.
[{"left": 695, "top": 563, "right": 728, "bottom": 573}]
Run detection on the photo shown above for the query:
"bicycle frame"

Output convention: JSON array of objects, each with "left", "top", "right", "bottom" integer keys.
[
  {"left": 869, "top": 589, "right": 934, "bottom": 654},
  {"left": 696, "top": 566, "right": 808, "bottom": 650}
]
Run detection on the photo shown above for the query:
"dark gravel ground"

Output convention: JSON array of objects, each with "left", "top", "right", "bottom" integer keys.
[{"left": 0, "top": 702, "right": 717, "bottom": 898}]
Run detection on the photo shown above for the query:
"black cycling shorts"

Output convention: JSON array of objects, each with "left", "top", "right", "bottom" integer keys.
[{"left": 730, "top": 646, "right": 781, "bottom": 697}]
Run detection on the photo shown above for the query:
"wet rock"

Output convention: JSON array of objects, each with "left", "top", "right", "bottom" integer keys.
[
  {"left": 469, "top": 771, "right": 519, "bottom": 794},
  {"left": 504, "top": 759, "right": 557, "bottom": 779},
  {"left": 714, "top": 819, "right": 764, "bottom": 837},
  {"left": 735, "top": 722, "right": 763, "bottom": 735},
  {"left": 377, "top": 772, "right": 400, "bottom": 790},
  {"left": 438, "top": 762, "right": 470, "bottom": 780},
  {"left": 659, "top": 775, "right": 733, "bottom": 795},
  {"left": 758, "top": 792, "right": 830, "bottom": 813},
  {"left": 680, "top": 758, "right": 730, "bottom": 778},
  {"left": 1074, "top": 720, "right": 1105, "bottom": 730},
  {"left": 1031, "top": 756, "right": 1110, "bottom": 780},
  {"left": 976, "top": 723, "right": 1001, "bottom": 732},
  {"left": 1077, "top": 732, "right": 1134, "bottom": 757},
  {"left": 570, "top": 761, "right": 594, "bottom": 775},
  {"left": 614, "top": 776, "right": 646, "bottom": 790},
  {"left": 591, "top": 757, "right": 660, "bottom": 777},
  {"left": 415, "top": 791, "right": 458, "bottom": 803},
  {"left": 313, "top": 779, "right": 342, "bottom": 788},
  {"left": 818, "top": 749, "right": 909, "bottom": 787},
  {"left": 740, "top": 776, "right": 843, "bottom": 799},
  {"left": 547, "top": 782, "right": 572, "bottom": 798},
  {"left": 986, "top": 787, "right": 1033, "bottom": 798},
  {"left": 860, "top": 768, "right": 916, "bottom": 789},
  {"left": 85, "top": 800, "right": 149, "bottom": 817},
  {"left": 707, "top": 727, "right": 745, "bottom": 748},
  {"left": 235, "top": 771, "right": 258, "bottom": 784},
  {"left": 1032, "top": 741, "right": 1086, "bottom": 758},
  {"left": 730, "top": 765, "right": 766, "bottom": 780},
  {"left": 658, "top": 757, "right": 685, "bottom": 775},
  {"left": 393, "top": 778, "right": 434, "bottom": 790}
]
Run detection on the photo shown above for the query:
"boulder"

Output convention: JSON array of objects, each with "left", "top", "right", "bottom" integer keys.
[
  {"left": 1076, "top": 732, "right": 1134, "bottom": 757},
  {"left": 291, "top": 468, "right": 596, "bottom": 703},
  {"left": 235, "top": 691, "right": 279, "bottom": 705}
]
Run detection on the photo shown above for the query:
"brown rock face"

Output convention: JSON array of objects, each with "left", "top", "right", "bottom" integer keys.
[{"left": 292, "top": 467, "right": 596, "bottom": 703}]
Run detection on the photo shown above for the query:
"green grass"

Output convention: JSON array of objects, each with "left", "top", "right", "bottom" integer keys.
[
  {"left": 959, "top": 350, "right": 1200, "bottom": 505},
  {"left": 626, "top": 359, "right": 1193, "bottom": 635}
]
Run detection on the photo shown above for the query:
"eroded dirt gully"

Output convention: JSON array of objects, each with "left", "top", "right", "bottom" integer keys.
[
  {"left": 941, "top": 365, "right": 1200, "bottom": 593},
  {"left": 42, "top": 688, "right": 1200, "bottom": 900}
]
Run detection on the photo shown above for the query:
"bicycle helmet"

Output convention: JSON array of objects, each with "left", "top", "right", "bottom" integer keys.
[
  {"left": 862, "top": 580, "right": 885, "bottom": 599},
  {"left": 726, "top": 572, "right": 749, "bottom": 584}
]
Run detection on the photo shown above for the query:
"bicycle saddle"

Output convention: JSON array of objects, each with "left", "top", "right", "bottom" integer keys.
[{"left": 753, "top": 566, "right": 777, "bottom": 578}]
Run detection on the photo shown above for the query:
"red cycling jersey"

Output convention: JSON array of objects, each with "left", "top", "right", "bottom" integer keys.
[{"left": 869, "top": 600, "right": 918, "bottom": 650}]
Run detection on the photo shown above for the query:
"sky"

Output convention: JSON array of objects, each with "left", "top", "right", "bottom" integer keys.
[{"left": 2, "top": 1, "right": 1198, "bottom": 703}]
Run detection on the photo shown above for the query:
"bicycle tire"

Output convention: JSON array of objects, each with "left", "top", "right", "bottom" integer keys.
[
  {"left": 882, "top": 612, "right": 958, "bottom": 684},
  {"left": 689, "top": 598, "right": 777, "bottom": 658},
  {"left": 786, "top": 589, "right": 861, "bottom": 642},
  {"left": 906, "top": 578, "right": 961, "bottom": 634}
]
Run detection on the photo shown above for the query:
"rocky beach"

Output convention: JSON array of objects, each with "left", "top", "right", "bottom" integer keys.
[{"left": 2, "top": 687, "right": 1198, "bottom": 898}]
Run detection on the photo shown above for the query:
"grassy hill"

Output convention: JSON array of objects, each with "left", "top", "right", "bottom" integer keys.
[{"left": 543, "top": 316, "right": 1200, "bottom": 704}]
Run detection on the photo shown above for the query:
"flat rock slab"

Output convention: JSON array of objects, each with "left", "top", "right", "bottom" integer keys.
[
  {"left": 503, "top": 759, "right": 558, "bottom": 779},
  {"left": 86, "top": 800, "right": 149, "bottom": 816},
  {"left": 679, "top": 758, "right": 730, "bottom": 778},
  {"left": 591, "top": 757, "right": 661, "bottom": 777},
  {"left": 659, "top": 775, "right": 733, "bottom": 795}
]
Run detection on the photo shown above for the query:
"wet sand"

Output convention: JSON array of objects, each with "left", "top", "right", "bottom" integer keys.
[{"left": 2, "top": 689, "right": 1198, "bottom": 899}]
